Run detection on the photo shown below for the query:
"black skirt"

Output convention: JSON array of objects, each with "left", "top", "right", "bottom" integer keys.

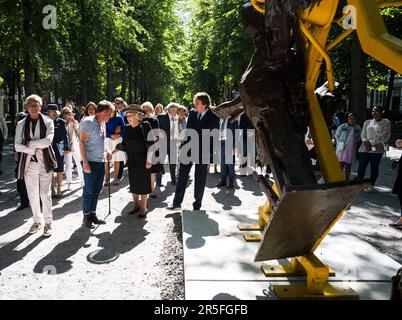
[{"left": 127, "top": 153, "right": 151, "bottom": 195}]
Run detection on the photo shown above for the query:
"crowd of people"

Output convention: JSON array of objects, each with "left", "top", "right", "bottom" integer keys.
[
  {"left": 7, "top": 92, "right": 257, "bottom": 236},
  {"left": 1, "top": 92, "right": 400, "bottom": 236}
]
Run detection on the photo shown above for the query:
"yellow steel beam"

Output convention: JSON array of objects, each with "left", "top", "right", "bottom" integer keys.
[
  {"left": 296, "top": 253, "right": 330, "bottom": 293},
  {"left": 251, "top": 0, "right": 265, "bottom": 13},
  {"left": 238, "top": 224, "right": 263, "bottom": 231},
  {"left": 348, "top": 0, "right": 402, "bottom": 74},
  {"left": 306, "top": 90, "right": 344, "bottom": 182},
  {"left": 301, "top": 0, "right": 340, "bottom": 27},
  {"left": 273, "top": 284, "right": 359, "bottom": 299},
  {"left": 243, "top": 234, "right": 262, "bottom": 242},
  {"left": 326, "top": 29, "right": 355, "bottom": 52},
  {"left": 300, "top": 22, "right": 335, "bottom": 91}
]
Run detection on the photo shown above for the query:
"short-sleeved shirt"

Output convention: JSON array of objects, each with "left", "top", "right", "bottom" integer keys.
[{"left": 80, "top": 116, "right": 105, "bottom": 162}]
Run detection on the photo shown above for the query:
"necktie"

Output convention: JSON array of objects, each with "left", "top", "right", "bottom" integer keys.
[{"left": 197, "top": 113, "right": 202, "bottom": 121}]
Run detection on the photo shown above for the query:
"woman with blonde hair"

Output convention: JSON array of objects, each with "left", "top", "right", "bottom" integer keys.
[
  {"left": 155, "top": 103, "right": 164, "bottom": 116},
  {"left": 80, "top": 102, "right": 97, "bottom": 122},
  {"left": 62, "top": 107, "right": 84, "bottom": 187}
]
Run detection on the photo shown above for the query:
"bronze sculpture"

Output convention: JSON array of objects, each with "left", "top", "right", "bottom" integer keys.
[{"left": 212, "top": 1, "right": 323, "bottom": 187}]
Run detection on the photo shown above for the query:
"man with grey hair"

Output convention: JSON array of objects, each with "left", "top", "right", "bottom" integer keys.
[
  {"left": 14, "top": 94, "right": 57, "bottom": 237},
  {"left": 80, "top": 100, "right": 114, "bottom": 229}
]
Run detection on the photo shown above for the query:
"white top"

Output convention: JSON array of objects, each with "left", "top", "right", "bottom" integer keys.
[
  {"left": 219, "top": 118, "right": 229, "bottom": 141},
  {"left": 359, "top": 118, "right": 391, "bottom": 153},
  {"left": 0, "top": 114, "right": 7, "bottom": 140},
  {"left": 169, "top": 114, "right": 179, "bottom": 140}
]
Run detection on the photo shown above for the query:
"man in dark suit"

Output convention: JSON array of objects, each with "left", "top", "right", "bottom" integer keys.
[
  {"left": 167, "top": 92, "right": 220, "bottom": 211},
  {"left": 157, "top": 102, "right": 179, "bottom": 185}
]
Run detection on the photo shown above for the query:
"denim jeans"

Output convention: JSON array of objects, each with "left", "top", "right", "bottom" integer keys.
[
  {"left": 357, "top": 152, "right": 383, "bottom": 186},
  {"left": 82, "top": 161, "right": 105, "bottom": 215}
]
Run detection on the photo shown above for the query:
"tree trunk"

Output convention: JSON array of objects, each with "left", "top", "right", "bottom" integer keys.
[
  {"left": 5, "top": 71, "right": 17, "bottom": 123},
  {"left": 133, "top": 55, "right": 139, "bottom": 103},
  {"left": 128, "top": 55, "right": 133, "bottom": 104},
  {"left": 350, "top": 33, "right": 367, "bottom": 126},
  {"left": 384, "top": 70, "right": 396, "bottom": 115},
  {"left": 120, "top": 60, "right": 127, "bottom": 100},
  {"left": 22, "top": 0, "right": 35, "bottom": 96},
  {"left": 106, "top": 54, "right": 112, "bottom": 100},
  {"left": 79, "top": 0, "right": 88, "bottom": 104},
  {"left": 17, "top": 67, "right": 23, "bottom": 114}
]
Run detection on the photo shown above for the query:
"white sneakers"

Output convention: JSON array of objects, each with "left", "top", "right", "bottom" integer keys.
[
  {"left": 28, "top": 223, "right": 42, "bottom": 234},
  {"left": 43, "top": 224, "right": 52, "bottom": 237},
  {"left": 28, "top": 223, "right": 52, "bottom": 237}
]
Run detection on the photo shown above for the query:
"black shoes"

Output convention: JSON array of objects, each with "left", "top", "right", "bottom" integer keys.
[
  {"left": 90, "top": 212, "right": 106, "bottom": 225},
  {"left": 227, "top": 183, "right": 235, "bottom": 189},
  {"left": 17, "top": 204, "right": 30, "bottom": 211},
  {"left": 166, "top": 205, "right": 181, "bottom": 211},
  {"left": 83, "top": 213, "right": 105, "bottom": 229},
  {"left": 83, "top": 215, "right": 95, "bottom": 229},
  {"left": 216, "top": 181, "right": 227, "bottom": 188}
]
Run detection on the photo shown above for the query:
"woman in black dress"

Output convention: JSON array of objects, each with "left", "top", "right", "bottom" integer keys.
[
  {"left": 113, "top": 105, "right": 153, "bottom": 217},
  {"left": 390, "top": 139, "right": 402, "bottom": 229}
]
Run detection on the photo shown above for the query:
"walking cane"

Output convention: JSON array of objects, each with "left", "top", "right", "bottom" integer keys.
[{"left": 92, "top": 160, "right": 112, "bottom": 233}]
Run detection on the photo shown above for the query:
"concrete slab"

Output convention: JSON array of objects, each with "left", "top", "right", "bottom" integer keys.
[
  {"left": 183, "top": 210, "right": 401, "bottom": 299},
  {"left": 185, "top": 281, "right": 392, "bottom": 300}
]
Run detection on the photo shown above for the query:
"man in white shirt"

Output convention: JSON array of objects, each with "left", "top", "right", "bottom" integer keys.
[
  {"left": 14, "top": 95, "right": 57, "bottom": 237},
  {"left": 157, "top": 103, "right": 179, "bottom": 185}
]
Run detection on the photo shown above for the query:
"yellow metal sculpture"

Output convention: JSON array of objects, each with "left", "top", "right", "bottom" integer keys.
[{"left": 245, "top": 0, "right": 402, "bottom": 299}]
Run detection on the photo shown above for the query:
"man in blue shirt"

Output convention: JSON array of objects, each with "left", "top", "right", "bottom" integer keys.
[{"left": 80, "top": 100, "right": 114, "bottom": 228}]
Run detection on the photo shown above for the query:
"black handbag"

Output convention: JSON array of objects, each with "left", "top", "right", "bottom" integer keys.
[{"left": 390, "top": 267, "right": 402, "bottom": 300}]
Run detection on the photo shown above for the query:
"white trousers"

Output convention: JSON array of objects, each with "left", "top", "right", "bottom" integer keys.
[
  {"left": 64, "top": 149, "right": 83, "bottom": 183},
  {"left": 24, "top": 161, "right": 53, "bottom": 224}
]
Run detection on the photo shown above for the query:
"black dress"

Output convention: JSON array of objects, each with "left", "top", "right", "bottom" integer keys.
[
  {"left": 116, "top": 123, "right": 152, "bottom": 195},
  {"left": 52, "top": 118, "right": 68, "bottom": 173},
  {"left": 143, "top": 116, "right": 163, "bottom": 174}
]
